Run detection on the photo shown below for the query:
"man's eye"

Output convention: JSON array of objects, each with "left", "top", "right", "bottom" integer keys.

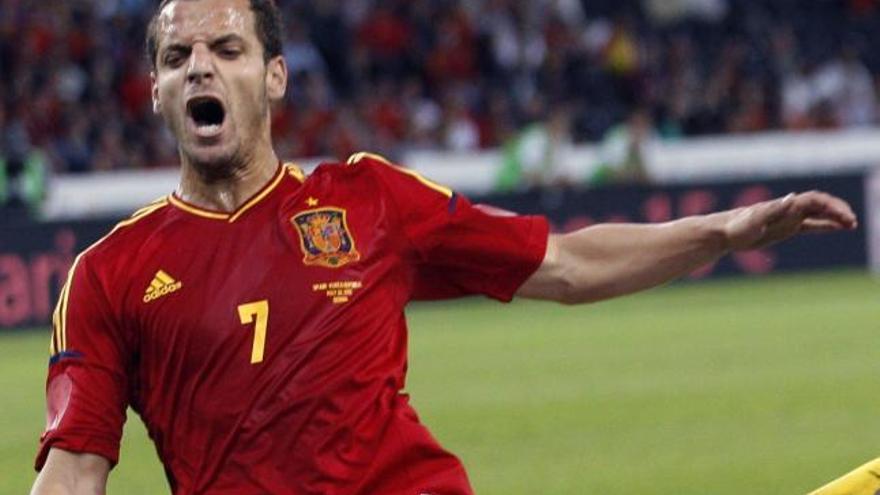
[
  {"left": 164, "top": 53, "right": 184, "bottom": 66},
  {"left": 219, "top": 48, "right": 241, "bottom": 58}
]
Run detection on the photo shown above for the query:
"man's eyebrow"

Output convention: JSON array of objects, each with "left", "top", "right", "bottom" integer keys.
[
  {"left": 162, "top": 42, "right": 190, "bottom": 55},
  {"left": 161, "top": 34, "right": 245, "bottom": 55},
  {"left": 210, "top": 34, "right": 246, "bottom": 47}
]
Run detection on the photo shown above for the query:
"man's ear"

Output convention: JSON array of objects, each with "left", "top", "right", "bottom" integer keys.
[
  {"left": 151, "top": 71, "right": 161, "bottom": 114},
  {"left": 265, "top": 56, "right": 288, "bottom": 101}
]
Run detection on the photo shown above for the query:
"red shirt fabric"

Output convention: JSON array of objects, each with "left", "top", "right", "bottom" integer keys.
[{"left": 36, "top": 153, "right": 549, "bottom": 495}]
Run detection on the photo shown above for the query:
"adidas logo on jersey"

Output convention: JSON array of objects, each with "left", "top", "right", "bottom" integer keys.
[{"left": 143, "top": 270, "right": 183, "bottom": 303}]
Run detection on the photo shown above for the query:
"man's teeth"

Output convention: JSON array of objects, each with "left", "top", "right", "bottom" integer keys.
[{"left": 199, "top": 124, "right": 221, "bottom": 133}]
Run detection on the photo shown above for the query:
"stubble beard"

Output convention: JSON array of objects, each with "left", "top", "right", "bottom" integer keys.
[{"left": 183, "top": 140, "right": 249, "bottom": 183}]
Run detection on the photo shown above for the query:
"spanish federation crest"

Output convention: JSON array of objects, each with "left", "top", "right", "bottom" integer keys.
[{"left": 292, "top": 207, "right": 360, "bottom": 268}]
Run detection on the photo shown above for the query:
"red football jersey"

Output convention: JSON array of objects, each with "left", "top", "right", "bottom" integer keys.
[{"left": 36, "top": 153, "right": 549, "bottom": 495}]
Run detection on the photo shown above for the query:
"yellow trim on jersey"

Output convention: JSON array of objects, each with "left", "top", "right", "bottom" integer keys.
[
  {"left": 117, "top": 200, "right": 169, "bottom": 228},
  {"left": 228, "top": 167, "right": 285, "bottom": 222},
  {"left": 389, "top": 163, "right": 453, "bottom": 198},
  {"left": 167, "top": 195, "right": 230, "bottom": 220},
  {"left": 50, "top": 294, "right": 61, "bottom": 355},
  {"left": 57, "top": 254, "right": 81, "bottom": 352},
  {"left": 130, "top": 196, "right": 168, "bottom": 218},
  {"left": 51, "top": 200, "right": 169, "bottom": 356},
  {"left": 285, "top": 162, "right": 306, "bottom": 182},
  {"left": 346, "top": 151, "right": 453, "bottom": 198},
  {"left": 347, "top": 151, "right": 393, "bottom": 166}
]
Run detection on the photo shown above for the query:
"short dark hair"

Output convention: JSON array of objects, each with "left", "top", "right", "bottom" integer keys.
[{"left": 145, "top": 0, "right": 283, "bottom": 70}]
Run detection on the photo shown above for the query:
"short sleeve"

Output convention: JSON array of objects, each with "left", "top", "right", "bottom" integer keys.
[
  {"left": 35, "top": 253, "right": 129, "bottom": 471},
  {"left": 353, "top": 153, "right": 549, "bottom": 301}
]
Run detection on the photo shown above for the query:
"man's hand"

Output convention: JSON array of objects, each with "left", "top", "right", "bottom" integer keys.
[{"left": 721, "top": 191, "right": 857, "bottom": 251}]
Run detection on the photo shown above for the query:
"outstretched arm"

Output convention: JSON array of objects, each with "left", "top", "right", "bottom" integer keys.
[
  {"left": 31, "top": 448, "right": 110, "bottom": 495},
  {"left": 516, "top": 191, "right": 857, "bottom": 304}
]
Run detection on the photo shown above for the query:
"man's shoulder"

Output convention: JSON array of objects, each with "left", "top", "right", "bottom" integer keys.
[
  {"left": 318, "top": 152, "right": 452, "bottom": 198},
  {"left": 305, "top": 152, "right": 397, "bottom": 192},
  {"left": 345, "top": 151, "right": 395, "bottom": 168},
  {"left": 79, "top": 196, "right": 173, "bottom": 265},
  {"left": 308, "top": 152, "right": 393, "bottom": 177}
]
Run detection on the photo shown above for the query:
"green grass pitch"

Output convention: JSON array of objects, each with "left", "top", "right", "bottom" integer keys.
[{"left": 2, "top": 270, "right": 878, "bottom": 494}]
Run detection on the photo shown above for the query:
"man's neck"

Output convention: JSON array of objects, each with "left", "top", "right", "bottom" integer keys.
[{"left": 175, "top": 148, "right": 280, "bottom": 213}]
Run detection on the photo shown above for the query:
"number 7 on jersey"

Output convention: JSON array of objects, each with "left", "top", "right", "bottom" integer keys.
[{"left": 238, "top": 300, "right": 269, "bottom": 364}]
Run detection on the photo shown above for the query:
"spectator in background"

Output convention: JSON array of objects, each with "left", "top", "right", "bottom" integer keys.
[
  {"left": 642, "top": 0, "right": 728, "bottom": 25},
  {"left": 357, "top": 2, "right": 413, "bottom": 79},
  {"left": 442, "top": 91, "right": 481, "bottom": 152},
  {"left": 593, "top": 106, "right": 653, "bottom": 185},
  {"left": 781, "top": 60, "right": 820, "bottom": 130},
  {"left": 400, "top": 77, "right": 443, "bottom": 151},
  {"left": 497, "top": 103, "right": 575, "bottom": 190},
  {"left": 0, "top": 146, "right": 48, "bottom": 219},
  {"left": 2, "top": 0, "right": 880, "bottom": 174},
  {"left": 817, "top": 46, "right": 877, "bottom": 127},
  {"left": 0, "top": 96, "right": 49, "bottom": 216},
  {"left": 283, "top": 18, "right": 326, "bottom": 77}
]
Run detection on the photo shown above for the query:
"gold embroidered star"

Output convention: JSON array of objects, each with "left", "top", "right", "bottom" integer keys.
[{"left": 306, "top": 197, "right": 319, "bottom": 206}]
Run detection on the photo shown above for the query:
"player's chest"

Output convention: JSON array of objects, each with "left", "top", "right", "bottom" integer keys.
[{"left": 124, "top": 196, "right": 406, "bottom": 360}]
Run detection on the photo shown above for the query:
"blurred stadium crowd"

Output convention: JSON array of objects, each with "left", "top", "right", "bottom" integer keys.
[{"left": 1, "top": 0, "right": 880, "bottom": 187}]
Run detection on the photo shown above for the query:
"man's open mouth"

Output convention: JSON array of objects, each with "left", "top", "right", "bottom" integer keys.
[{"left": 186, "top": 96, "right": 226, "bottom": 137}]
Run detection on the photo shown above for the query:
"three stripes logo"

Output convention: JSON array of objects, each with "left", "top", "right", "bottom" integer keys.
[{"left": 143, "top": 270, "right": 183, "bottom": 303}]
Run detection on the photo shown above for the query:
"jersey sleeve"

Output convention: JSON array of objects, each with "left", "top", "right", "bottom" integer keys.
[
  {"left": 35, "top": 252, "right": 130, "bottom": 471},
  {"left": 354, "top": 153, "right": 549, "bottom": 301}
]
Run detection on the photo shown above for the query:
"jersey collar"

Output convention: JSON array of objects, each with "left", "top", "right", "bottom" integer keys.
[{"left": 168, "top": 163, "right": 289, "bottom": 223}]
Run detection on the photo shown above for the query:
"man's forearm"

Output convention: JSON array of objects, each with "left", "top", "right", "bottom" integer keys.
[
  {"left": 31, "top": 449, "right": 109, "bottom": 495},
  {"left": 518, "top": 191, "right": 854, "bottom": 304},
  {"left": 551, "top": 213, "right": 729, "bottom": 303}
]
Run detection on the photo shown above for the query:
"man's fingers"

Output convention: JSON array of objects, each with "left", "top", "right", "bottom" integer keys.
[
  {"left": 792, "top": 191, "right": 858, "bottom": 229},
  {"left": 724, "top": 190, "right": 855, "bottom": 251},
  {"left": 800, "top": 218, "right": 850, "bottom": 233}
]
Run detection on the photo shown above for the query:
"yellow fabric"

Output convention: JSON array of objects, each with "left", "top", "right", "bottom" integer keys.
[{"left": 809, "top": 457, "right": 880, "bottom": 495}]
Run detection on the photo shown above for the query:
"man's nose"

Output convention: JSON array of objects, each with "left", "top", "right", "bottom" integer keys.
[{"left": 186, "top": 44, "right": 214, "bottom": 84}]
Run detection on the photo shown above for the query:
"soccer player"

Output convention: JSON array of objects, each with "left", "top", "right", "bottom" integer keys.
[
  {"left": 809, "top": 457, "right": 880, "bottom": 494},
  {"left": 30, "top": 0, "right": 858, "bottom": 494}
]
